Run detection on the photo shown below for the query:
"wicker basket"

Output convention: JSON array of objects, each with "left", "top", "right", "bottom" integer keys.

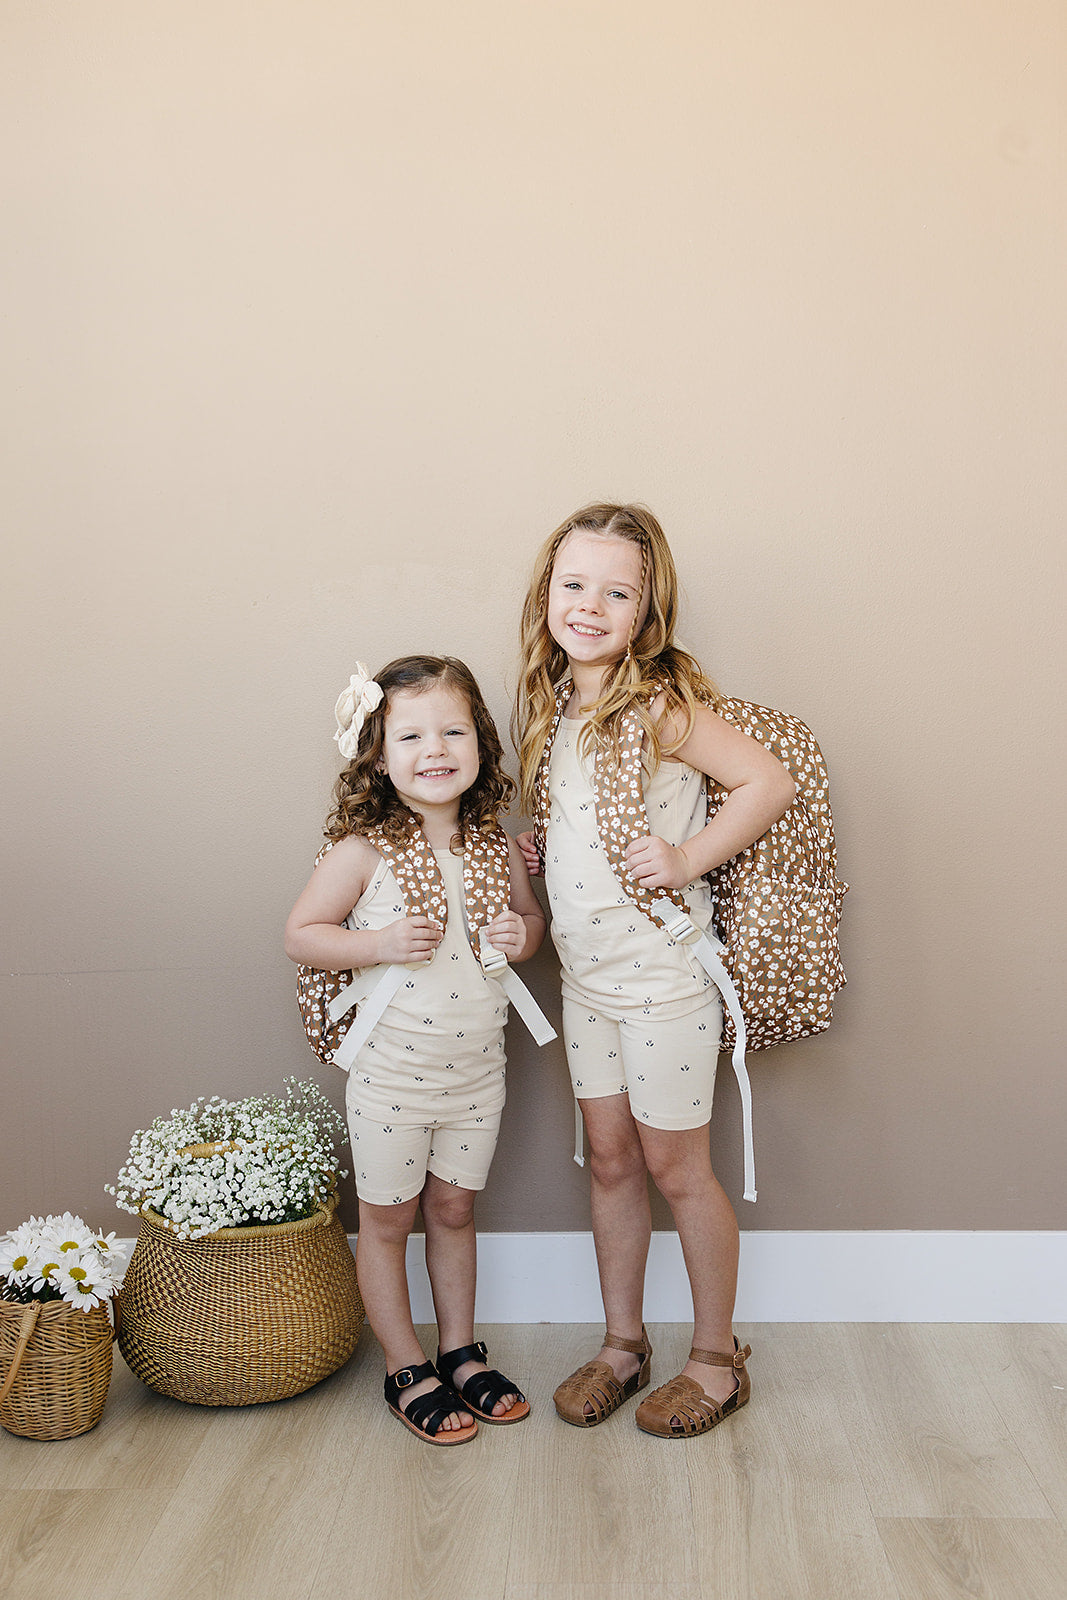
[
  {"left": 0, "top": 1299, "right": 115, "bottom": 1440},
  {"left": 116, "top": 1187, "right": 363, "bottom": 1406}
]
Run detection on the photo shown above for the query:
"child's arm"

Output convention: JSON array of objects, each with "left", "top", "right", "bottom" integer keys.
[
  {"left": 483, "top": 835, "right": 547, "bottom": 963},
  {"left": 625, "top": 702, "right": 797, "bottom": 893},
  {"left": 284, "top": 835, "right": 444, "bottom": 969}
]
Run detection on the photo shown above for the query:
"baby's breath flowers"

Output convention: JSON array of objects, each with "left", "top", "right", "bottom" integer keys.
[
  {"left": 107, "top": 1079, "right": 348, "bottom": 1240},
  {"left": 0, "top": 1215, "right": 125, "bottom": 1311}
]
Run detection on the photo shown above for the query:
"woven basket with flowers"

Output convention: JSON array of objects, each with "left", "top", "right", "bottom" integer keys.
[
  {"left": 0, "top": 1214, "right": 124, "bottom": 1439},
  {"left": 109, "top": 1078, "right": 363, "bottom": 1406}
]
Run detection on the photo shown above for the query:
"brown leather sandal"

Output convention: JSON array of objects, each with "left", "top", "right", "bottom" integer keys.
[
  {"left": 635, "top": 1338, "right": 751, "bottom": 1438},
  {"left": 553, "top": 1327, "right": 652, "bottom": 1427}
]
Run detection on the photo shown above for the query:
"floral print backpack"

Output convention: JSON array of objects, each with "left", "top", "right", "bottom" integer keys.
[{"left": 535, "top": 682, "right": 849, "bottom": 1054}]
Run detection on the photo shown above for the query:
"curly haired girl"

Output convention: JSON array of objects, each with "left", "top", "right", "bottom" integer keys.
[{"left": 287, "top": 655, "right": 545, "bottom": 1445}]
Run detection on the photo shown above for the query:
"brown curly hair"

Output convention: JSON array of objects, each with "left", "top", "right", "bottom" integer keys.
[{"left": 325, "top": 656, "right": 515, "bottom": 849}]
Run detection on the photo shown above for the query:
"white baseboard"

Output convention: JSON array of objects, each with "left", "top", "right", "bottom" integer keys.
[
  {"left": 400, "top": 1230, "right": 1067, "bottom": 1323},
  {"left": 114, "top": 1230, "right": 1067, "bottom": 1323}
]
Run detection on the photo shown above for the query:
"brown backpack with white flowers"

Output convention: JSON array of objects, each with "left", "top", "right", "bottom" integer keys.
[
  {"left": 534, "top": 681, "right": 848, "bottom": 1053},
  {"left": 296, "top": 818, "right": 514, "bottom": 1067},
  {"left": 703, "top": 697, "right": 847, "bottom": 1050}
]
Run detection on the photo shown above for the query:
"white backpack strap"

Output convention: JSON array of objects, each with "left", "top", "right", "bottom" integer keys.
[
  {"left": 651, "top": 898, "right": 756, "bottom": 1203},
  {"left": 327, "top": 823, "right": 446, "bottom": 1072},
  {"left": 328, "top": 965, "right": 412, "bottom": 1072},
  {"left": 475, "top": 929, "right": 557, "bottom": 1048}
]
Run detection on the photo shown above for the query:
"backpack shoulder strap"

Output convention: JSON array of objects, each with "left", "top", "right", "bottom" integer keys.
[
  {"left": 366, "top": 818, "right": 450, "bottom": 929},
  {"left": 460, "top": 824, "right": 513, "bottom": 947},
  {"left": 585, "top": 690, "right": 690, "bottom": 932},
  {"left": 532, "top": 679, "right": 571, "bottom": 861}
]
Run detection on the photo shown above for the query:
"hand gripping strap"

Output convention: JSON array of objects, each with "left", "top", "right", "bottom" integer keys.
[{"left": 330, "top": 822, "right": 555, "bottom": 1069}]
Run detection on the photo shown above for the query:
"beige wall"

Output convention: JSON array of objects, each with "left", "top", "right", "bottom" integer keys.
[{"left": 3, "top": 2, "right": 1064, "bottom": 1236}]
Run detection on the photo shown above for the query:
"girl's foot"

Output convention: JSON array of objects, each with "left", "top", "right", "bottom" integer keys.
[
  {"left": 635, "top": 1340, "right": 752, "bottom": 1438},
  {"left": 436, "top": 1341, "right": 530, "bottom": 1423},
  {"left": 449, "top": 1354, "right": 519, "bottom": 1418},
  {"left": 563, "top": 1340, "right": 641, "bottom": 1420},
  {"left": 553, "top": 1328, "right": 652, "bottom": 1426},
  {"left": 681, "top": 1355, "right": 741, "bottom": 1411},
  {"left": 384, "top": 1360, "right": 478, "bottom": 1445},
  {"left": 592, "top": 1341, "right": 642, "bottom": 1389},
  {"left": 401, "top": 1370, "right": 474, "bottom": 1431}
]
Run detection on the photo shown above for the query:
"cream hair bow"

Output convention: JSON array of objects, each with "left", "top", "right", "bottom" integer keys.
[{"left": 333, "top": 665, "right": 384, "bottom": 759}]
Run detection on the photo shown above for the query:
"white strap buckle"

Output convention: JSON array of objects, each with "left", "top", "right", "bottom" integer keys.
[
  {"left": 477, "top": 928, "right": 508, "bottom": 976},
  {"left": 474, "top": 928, "right": 557, "bottom": 1048},
  {"left": 657, "top": 904, "right": 699, "bottom": 945}
]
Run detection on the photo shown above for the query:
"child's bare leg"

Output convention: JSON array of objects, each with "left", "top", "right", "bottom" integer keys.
[
  {"left": 356, "top": 1194, "right": 471, "bottom": 1431},
  {"left": 640, "top": 1123, "right": 741, "bottom": 1408},
  {"left": 421, "top": 1173, "right": 517, "bottom": 1417},
  {"left": 582, "top": 1094, "right": 652, "bottom": 1390}
]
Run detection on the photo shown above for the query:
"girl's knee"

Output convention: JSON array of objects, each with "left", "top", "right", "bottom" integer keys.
[
  {"left": 357, "top": 1194, "right": 419, "bottom": 1244},
  {"left": 642, "top": 1130, "right": 713, "bottom": 1201},
  {"left": 588, "top": 1132, "right": 647, "bottom": 1190},
  {"left": 421, "top": 1178, "right": 477, "bottom": 1231}
]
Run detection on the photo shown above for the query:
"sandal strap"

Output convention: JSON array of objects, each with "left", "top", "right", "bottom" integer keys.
[
  {"left": 436, "top": 1340, "right": 489, "bottom": 1378},
  {"left": 384, "top": 1359, "right": 438, "bottom": 1402},
  {"left": 554, "top": 1360, "right": 626, "bottom": 1422},
  {"left": 437, "top": 1341, "right": 524, "bottom": 1414},
  {"left": 604, "top": 1325, "right": 651, "bottom": 1358},
  {"left": 384, "top": 1362, "right": 468, "bottom": 1437},
  {"left": 458, "top": 1366, "right": 526, "bottom": 1413},
  {"left": 403, "top": 1383, "right": 469, "bottom": 1436},
  {"left": 646, "top": 1374, "right": 728, "bottom": 1434},
  {"left": 689, "top": 1340, "right": 751, "bottom": 1370}
]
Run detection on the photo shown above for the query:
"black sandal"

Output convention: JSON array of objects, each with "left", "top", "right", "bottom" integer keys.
[
  {"left": 384, "top": 1360, "right": 479, "bottom": 1445},
  {"left": 436, "top": 1340, "right": 531, "bottom": 1425}
]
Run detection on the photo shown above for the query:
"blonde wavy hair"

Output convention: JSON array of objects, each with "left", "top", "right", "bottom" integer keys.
[
  {"left": 513, "top": 503, "right": 720, "bottom": 813},
  {"left": 326, "top": 655, "right": 515, "bottom": 848}
]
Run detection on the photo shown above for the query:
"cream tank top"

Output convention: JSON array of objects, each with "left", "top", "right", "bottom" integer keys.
[
  {"left": 544, "top": 716, "right": 722, "bottom": 1020},
  {"left": 343, "top": 847, "right": 508, "bottom": 1125}
]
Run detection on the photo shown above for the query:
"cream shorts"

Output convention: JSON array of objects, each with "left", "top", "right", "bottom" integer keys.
[
  {"left": 561, "top": 993, "right": 723, "bottom": 1130},
  {"left": 346, "top": 1105, "right": 503, "bottom": 1207}
]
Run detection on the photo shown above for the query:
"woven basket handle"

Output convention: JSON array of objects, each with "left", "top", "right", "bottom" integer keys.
[{"left": 0, "top": 1302, "right": 41, "bottom": 1404}]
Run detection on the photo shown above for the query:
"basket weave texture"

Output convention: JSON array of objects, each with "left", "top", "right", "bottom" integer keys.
[
  {"left": 116, "top": 1191, "right": 363, "bottom": 1406},
  {"left": 0, "top": 1299, "right": 114, "bottom": 1440}
]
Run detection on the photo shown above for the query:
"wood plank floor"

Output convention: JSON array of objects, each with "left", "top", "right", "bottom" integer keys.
[{"left": 2, "top": 1323, "right": 1065, "bottom": 1600}]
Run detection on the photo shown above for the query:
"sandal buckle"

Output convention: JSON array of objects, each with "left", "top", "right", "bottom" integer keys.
[{"left": 394, "top": 1367, "right": 416, "bottom": 1389}]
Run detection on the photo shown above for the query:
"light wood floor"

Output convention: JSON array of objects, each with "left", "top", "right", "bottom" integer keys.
[{"left": 2, "top": 1323, "right": 1066, "bottom": 1600}]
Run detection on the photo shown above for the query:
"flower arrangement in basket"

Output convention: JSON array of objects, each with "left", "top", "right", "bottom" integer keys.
[
  {"left": 110, "top": 1078, "right": 364, "bottom": 1407},
  {"left": 0, "top": 1214, "right": 125, "bottom": 1440},
  {"left": 108, "top": 1077, "right": 347, "bottom": 1237}
]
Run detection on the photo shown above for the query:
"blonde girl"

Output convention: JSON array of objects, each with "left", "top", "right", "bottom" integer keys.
[
  {"left": 514, "top": 506, "right": 795, "bottom": 1438},
  {"left": 287, "top": 656, "right": 545, "bottom": 1445}
]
